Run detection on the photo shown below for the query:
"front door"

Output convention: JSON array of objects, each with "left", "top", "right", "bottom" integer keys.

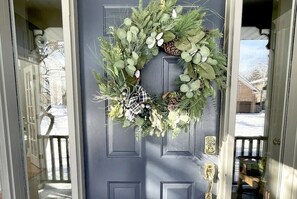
[
  {"left": 23, "top": 64, "right": 40, "bottom": 168},
  {"left": 78, "top": 0, "right": 225, "bottom": 198}
]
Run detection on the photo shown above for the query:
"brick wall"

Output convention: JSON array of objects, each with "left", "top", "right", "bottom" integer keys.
[{"left": 237, "top": 80, "right": 257, "bottom": 113}]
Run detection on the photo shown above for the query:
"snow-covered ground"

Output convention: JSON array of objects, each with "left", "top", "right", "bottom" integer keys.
[
  {"left": 235, "top": 112, "right": 265, "bottom": 136},
  {"left": 40, "top": 105, "right": 69, "bottom": 136}
]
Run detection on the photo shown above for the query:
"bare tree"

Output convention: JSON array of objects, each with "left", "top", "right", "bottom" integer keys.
[{"left": 247, "top": 63, "right": 268, "bottom": 82}]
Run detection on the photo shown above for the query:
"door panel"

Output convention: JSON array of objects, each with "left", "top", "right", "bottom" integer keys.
[{"left": 78, "top": 0, "right": 225, "bottom": 198}]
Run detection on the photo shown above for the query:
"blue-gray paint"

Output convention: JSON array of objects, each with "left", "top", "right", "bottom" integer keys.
[{"left": 77, "top": 0, "right": 225, "bottom": 198}]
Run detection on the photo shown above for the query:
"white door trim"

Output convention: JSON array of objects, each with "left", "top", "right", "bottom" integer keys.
[
  {"left": 0, "top": 0, "right": 28, "bottom": 198},
  {"left": 217, "top": 0, "right": 242, "bottom": 198},
  {"left": 61, "top": 0, "right": 85, "bottom": 198}
]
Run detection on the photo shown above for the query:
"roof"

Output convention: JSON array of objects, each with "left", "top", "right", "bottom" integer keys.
[
  {"left": 238, "top": 75, "right": 260, "bottom": 93},
  {"left": 250, "top": 77, "right": 268, "bottom": 84}
]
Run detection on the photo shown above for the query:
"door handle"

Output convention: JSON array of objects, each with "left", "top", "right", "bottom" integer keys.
[
  {"left": 204, "top": 163, "right": 215, "bottom": 199},
  {"left": 273, "top": 137, "right": 281, "bottom": 145}
]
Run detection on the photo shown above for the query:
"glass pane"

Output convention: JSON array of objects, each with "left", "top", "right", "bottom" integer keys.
[
  {"left": 12, "top": 0, "right": 72, "bottom": 198},
  {"left": 236, "top": 39, "right": 269, "bottom": 137}
]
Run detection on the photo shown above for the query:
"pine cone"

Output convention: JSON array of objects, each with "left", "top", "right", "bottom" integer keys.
[
  {"left": 167, "top": 96, "right": 179, "bottom": 111},
  {"left": 161, "top": 40, "right": 181, "bottom": 56}
]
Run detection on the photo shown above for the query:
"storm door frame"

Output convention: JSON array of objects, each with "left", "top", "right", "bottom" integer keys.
[{"left": 0, "top": 0, "right": 85, "bottom": 198}]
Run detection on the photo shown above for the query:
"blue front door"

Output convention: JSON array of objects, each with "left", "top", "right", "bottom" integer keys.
[{"left": 78, "top": 0, "right": 225, "bottom": 198}]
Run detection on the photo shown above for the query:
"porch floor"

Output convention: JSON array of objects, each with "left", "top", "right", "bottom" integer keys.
[
  {"left": 38, "top": 183, "right": 72, "bottom": 199},
  {"left": 232, "top": 185, "right": 263, "bottom": 199}
]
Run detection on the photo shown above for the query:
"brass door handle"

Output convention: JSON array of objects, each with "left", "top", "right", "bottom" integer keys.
[
  {"left": 273, "top": 137, "right": 281, "bottom": 145},
  {"left": 204, "top": 163, "right": 216, "bottom": 199}
]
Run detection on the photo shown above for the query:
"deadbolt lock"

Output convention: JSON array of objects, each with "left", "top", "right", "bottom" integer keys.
[{"left": 205, "top": 136, "right": 216, "bottom": 155}]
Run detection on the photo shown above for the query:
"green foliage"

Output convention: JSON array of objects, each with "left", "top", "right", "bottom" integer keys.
[{"left": 93, "top": 0, "right": 227, "bottom": 138}]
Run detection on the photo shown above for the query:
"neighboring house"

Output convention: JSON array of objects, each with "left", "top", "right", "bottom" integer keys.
[
  {"left": 237, "top": 76, "right": 260, "bottom": 113},
  {"left": 251, "top": 77, "right": 267, "bottom": 104}
]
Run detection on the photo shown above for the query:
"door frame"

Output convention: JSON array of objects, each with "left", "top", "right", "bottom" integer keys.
[
  {"left": 217, "top": 0, "right": 242, "bottom": 198},
  {"left": 0, "top": 0, "right": 85, "bottom": 198}
]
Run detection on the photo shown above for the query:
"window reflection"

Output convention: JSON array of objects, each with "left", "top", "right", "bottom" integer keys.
[
  {"left": 13, "top": 0, "right": 71, "bottom": 198},
  {"left": 236, "top": 39, "right": 269, "bottom": 137}
]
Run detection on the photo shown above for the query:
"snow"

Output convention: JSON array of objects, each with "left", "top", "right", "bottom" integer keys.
[
  {"left": 235, "top": 112, "right": 265, "bottom": 136},
  {"left": 40, "top": 105, "right": 69, "bottom": 136}
]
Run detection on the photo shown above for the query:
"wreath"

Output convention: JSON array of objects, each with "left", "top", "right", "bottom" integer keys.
[{"left": 93, "top": 0, "right": 227, "bottom": 137}]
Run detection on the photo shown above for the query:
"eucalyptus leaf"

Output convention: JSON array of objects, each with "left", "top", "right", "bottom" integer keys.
[
  {"left": 113, "top": 60, "right": 125, "bottom": 69},
  {"left": 175, "top": 38, "right": 191, "bottom": 51},
  {"left": 181, "top": 51, "right": 190, "bottom": 59},
  {"left": 136, "top": 55, "right": 147, "bottom": 69},
  {"left": 200, "top": 46, "right": 210, "bottom": 57},
  {"left": 180, "top": 84, "right": 190, "bottom": 92},
  {"left": 127, "top": 31, "right": 132, "bottom": 43},
  {"left": 207, "top": 58, "right": 218, "bottom": 65},
  {"left": 185, "top": 56, "right": 192, "bottom": 63},
  {"left": 151, "top": 31, "right": 157, "bottom": 37},
  {"left": 148, "top": 41, "right": 155, "bottom": 49},
  {"left": 187, "top": 62, "right": 195, "bottom": 78},
  {"left": 139, "top": 30, "right": 146, "bottom": 40},
  {"left": 124, "top": 18, "right": 132, "bottom": 26},
  {"left": 152, "top": 48, "right": 159, "bottom": 56},
  {"left": 163, "top": 31, "right": 176, "bottom": 42},
  {"left": 188, "top": 43, "right": 198, "bottom": 54},
  {"left": 132, "top": 52, "right": 139, "bottom": 61},
  {"left": 179, "top": 74, "right": 190, "bottom": 82},
  {"left": 126, "top": 65, "right": 137, "bottom": 76},
  {"left": 189, "top": 80, "right": 201, "bottom": 90},
  {"left": 186, "top": 91, "right": 193, "bottom": 98},
  {"left": 175, "top": 5, "right": 183, "bottom": 13},
  {"left": 160, "top": 13, "right": 170, "bottom": 23},
  {"left": 117, "top": 28, "right": 126, "bottom": 40},
  {"left": 192, "top": 53, "right": 202, "bottom": 64},
  {"left": 130, "top": 26, "right": 139, "bottom": 35},
  {"left": 188, "top": 31, "right": 205, "bottom": 43},
  {"left": 199, "top": 63, "right": 215, "bottom": 80},
  {"left": 146, "top": 37, "right": 155, "bottom": 45},
  {"left": 127, "top": 58, "right": 135, "bottom": 66},
  {"left": 201, "top": 56, "right": 208, "bottom": 62}
]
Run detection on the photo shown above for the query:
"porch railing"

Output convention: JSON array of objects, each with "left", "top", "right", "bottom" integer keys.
[
  {"left": 232, "top": 136, "right": 268, "bottom": 184},
  {"left": 40, "top": 135, "right": 71, "bottom": 183}
]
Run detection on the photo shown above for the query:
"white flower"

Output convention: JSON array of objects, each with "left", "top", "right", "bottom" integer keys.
[
  {"left": 134, "top": 70, "right": 140, "bottom": 78},
  {"left": 156, "top": 32, "right": 164, "bottom": 40},
  {"left": 157, "top": 38, "right": 164, "bottom": 46},
  {"left": 172, "top": 9, "right": 177, "bottom": 18}
]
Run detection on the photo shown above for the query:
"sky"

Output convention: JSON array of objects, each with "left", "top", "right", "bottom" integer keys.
[{"left": 239, "top": 40, "right": 269, "bottom": 78}]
